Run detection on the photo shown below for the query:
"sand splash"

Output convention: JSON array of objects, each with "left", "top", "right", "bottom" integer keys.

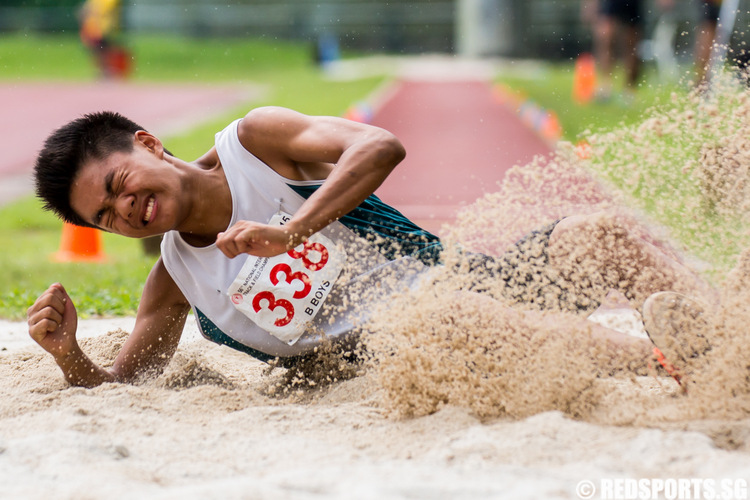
[
  {"left": 11, "top": 70, "right": 750, "bottom": 428},
  {"left": 361, "top": 68, "right": 750, "bottom": 426}
]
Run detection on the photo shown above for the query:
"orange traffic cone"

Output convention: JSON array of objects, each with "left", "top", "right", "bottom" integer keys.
[
  {"left": 572, "top": 53, "right": 597, "bottom": 104},
  {"left": 52, "top": 222, "right": 106, "bottom": 263}
]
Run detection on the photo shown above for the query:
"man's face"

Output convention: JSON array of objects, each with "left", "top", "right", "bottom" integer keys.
[{"left": 69, "top": 136, "right": 183, "bottom": 238}]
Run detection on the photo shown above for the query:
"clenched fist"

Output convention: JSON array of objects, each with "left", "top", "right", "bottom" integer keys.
[
  {"left": 216, "top": 220, "right": 300, "bottom": 259},
  {"left": 27, "top": 283, "right": 79, "bottom": 359}
]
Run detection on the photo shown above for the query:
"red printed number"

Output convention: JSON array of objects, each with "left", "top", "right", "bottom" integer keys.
[
  {"left": 288, "top": 241, "right": 329, "bottom": 271},
  {"left": 269, "top": 263, "right": 311, "bottom": 299},
  {"left": 252, "top": 291, "right": 294, "bottom": 327}
]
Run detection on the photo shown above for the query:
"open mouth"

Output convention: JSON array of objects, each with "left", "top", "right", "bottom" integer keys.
[{"left": 143, "top": 195, "right": 155, "bottom": 226}]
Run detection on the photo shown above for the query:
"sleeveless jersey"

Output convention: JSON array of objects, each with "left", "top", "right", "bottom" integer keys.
[{"left": 161, "top": 119, "right": 442, "bottom": 361}]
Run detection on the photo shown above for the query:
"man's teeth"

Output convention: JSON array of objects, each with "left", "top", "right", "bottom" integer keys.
[{"left": 144, "top": 197, "right": 154, "bottom": 223}]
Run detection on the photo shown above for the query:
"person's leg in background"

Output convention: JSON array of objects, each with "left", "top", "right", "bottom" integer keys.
[{"left": 694, "top": 0, "right": 720, "bottom": 88}]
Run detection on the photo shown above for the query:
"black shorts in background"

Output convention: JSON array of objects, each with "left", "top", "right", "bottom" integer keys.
[
  {"left": 599, "top": 0, "right": 643, "bottom": 27},
  {"left": 698, "top": 0, "right": 721, "bottom": 22}
]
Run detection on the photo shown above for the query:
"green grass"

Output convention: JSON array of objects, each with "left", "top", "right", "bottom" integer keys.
[
  {"left": 498, "top": 62, "right": 750, "bottom": 277},
  {"left": 0, "top": 197, "right": 156, "bottom": 318},
  {"left": 496, "top": 63, "right": 685, "bottom": 142},
  {"left": 0, "top": 33, "right": 386, "bottom": 319},
  {"left": 0, "top": 33, "right": 95, "bottom": 80},
  {"left": 0, "top": 32, "right": 313, "bottom": 82}
]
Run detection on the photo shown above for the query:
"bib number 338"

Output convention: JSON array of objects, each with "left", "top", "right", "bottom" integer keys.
[{"left": 227, "top": 213, "right": 345, "bottom": 345}]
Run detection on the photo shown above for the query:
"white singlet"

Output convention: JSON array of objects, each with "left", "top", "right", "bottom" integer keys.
[{"left": 161, "top": 119, "right": 440, "bottom": 362}]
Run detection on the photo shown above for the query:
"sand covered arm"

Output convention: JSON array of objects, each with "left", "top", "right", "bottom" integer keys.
[
  {"left": 27, "top": 259, "right": 190, "bottom": 387},
  {"left": 216, "top": 106, "right": 406, "bottom": 258}
]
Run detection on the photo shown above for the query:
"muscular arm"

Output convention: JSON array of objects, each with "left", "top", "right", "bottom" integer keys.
[
  {"left": 27, "top": 258, "right": 190, "bottom": 387},
  {"left": 109, "top": 258, "right": 190, "bottom": 381},
  {"left": 216, "top": 106, "right": 406, "bottom": 258}
]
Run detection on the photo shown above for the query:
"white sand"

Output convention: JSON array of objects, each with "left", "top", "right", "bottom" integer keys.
[{"left": 2, "top": 316, "right": 750, "bottom": 500}]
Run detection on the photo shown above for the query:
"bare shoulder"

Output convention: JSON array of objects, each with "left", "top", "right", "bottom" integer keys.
[
  {"left": 235, "top": 106, "right": 313, "bottom": 171},
  {"left": 237, "top": 106, "right": 308, "bottom": 148}
]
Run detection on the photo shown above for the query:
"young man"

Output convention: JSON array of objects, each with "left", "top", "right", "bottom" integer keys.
[{"left": 28, "top": 107, "right": 714, "bottom": 387}]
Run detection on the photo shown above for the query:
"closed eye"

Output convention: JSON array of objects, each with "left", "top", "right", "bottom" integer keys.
[
  {"left": 95, "top": 208, "right": 107, "bottom": 228},
  {"left": 95, "top": 204, "right": 117, "bottom": 230},
  {"left": 112, "top": 170, "right": 125, "bottom": 195},
  {"left": 94, "top": 169, "right": 118, "bottom": 228}
]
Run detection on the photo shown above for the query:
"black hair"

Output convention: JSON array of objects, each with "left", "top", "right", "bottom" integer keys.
[{"left": 34, "top": 111, "right": 147, "bottom": 228}]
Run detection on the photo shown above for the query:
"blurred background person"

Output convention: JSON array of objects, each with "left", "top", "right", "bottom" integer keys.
[
  {"left": 694, "top": 0, "right": 722, "bottom": 88},
  {"left": 582, "top": 0, "right": 643, "bottom": 104},
  {"left": 78, "top": 0, "right": 130, "bottom": 79}
]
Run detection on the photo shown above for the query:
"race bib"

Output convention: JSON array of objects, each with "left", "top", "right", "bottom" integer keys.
[{"left": 227, "top": 212, "right": 346, "bottom": 345}]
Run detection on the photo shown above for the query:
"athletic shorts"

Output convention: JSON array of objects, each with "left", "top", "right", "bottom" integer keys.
[
  {"left": 598, "top": 0, "right": 643, "bottom": 27},
  {"left": 463, "top": 220, "right": 597, "bottom": 313},
  {"left": 699, "top": 0, "right": 721, "bottom": 22}
]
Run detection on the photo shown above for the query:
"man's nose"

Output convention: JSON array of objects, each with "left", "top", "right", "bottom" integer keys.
[{"left": 115, "top": 194, "right": 136, "bottom": 221}]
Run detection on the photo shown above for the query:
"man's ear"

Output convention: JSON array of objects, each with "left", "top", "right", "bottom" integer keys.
[{"left": 134, "top": 130, "right": 164, "bottom": 157}]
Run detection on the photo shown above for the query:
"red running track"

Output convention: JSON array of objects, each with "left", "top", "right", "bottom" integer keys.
[
  {"left": 371, "top": 79, "right": 551, "bottom": 235},
  {"left": 0, "top": 82, "right": 256, "bottom": 206},
  {"left": 0, "top": 76, "right": 551, "bottom": 224}
]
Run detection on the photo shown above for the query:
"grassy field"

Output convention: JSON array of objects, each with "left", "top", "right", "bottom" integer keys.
[
  {"left": 0, "top": 33, "right": 385, "bottom": 319},
  {"left": 496, "top": 63, "right": 686, "bottom": 142},
  {"left": 498, "top": 62, "right": 750, "bottom": 276}
]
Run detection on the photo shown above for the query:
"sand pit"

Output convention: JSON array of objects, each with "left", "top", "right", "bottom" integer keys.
[
  {"left": 3, "top": 319, "right": 750, "bottom": 500},
  {"left": 6, "top": 71, "right": 750, "bottom": 499}
]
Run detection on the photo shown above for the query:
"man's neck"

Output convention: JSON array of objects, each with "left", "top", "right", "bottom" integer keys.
[{"left": 176, "top": 155, "right": 232, "bottom": 247}]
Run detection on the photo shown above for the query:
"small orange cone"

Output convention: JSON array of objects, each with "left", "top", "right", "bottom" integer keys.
[
  {"left": 575, "top": 140, "right": 592, "bottom": 159},
  {"left": 540, "top": 111, "right": 563, "bottom": 142},
  {"left": 52, "top": 222, "right": 106, "bottom": 263},
  {"left": 572, "top": 53, "right": 597, "bottom": 104}
]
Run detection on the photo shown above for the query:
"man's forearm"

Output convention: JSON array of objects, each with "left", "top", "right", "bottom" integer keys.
[
  {"left": 286, "top": 133, "right": 405, "bottom": 242},
  {"left": 54, "top": 343, "right": 116, "bottom": 388}
]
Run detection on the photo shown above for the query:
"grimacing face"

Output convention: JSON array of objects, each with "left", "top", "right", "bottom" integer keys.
[{"left": 69, "top": 132, "right": 184, "bottom": 238}]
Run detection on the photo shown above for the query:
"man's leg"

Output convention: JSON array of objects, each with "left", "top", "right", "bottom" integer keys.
[
  {"left": 594, "top": 14, "right": 617, "bottom": 99},
  {"left": 623, "top": 23, "right": 642, "bottom": 93},
  {"left": 465, "top": 291, "right": 654, "bottom": 372},
  {"left": 547, "top": 211, "right": 718, "bottom": 311},
  {"left": 695, "top": 18, "right": 717, "bottom": 88},
  {"left": 694, "top": 0, "right": 721, "bottom": 88}
]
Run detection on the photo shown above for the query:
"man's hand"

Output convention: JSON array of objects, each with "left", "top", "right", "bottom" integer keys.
[
  {"left": 27, "top": 283, "right": 115, "bottom": 388},
  {"left": 25, "top": 262, "right": 189, "bottom": 389},
  {"left": 27, "top": 283, "right": 79, "bottom": 360},
  {"left": 216, "top": 220, "right": 301, "bottom": 258}
]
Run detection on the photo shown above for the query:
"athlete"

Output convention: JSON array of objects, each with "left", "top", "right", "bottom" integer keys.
[
  {"left": 27, "top": 107, "right": 716, "bottom": 387},
  {"left": 78, "top": 0, "right": 129, "bottom": 78}
]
